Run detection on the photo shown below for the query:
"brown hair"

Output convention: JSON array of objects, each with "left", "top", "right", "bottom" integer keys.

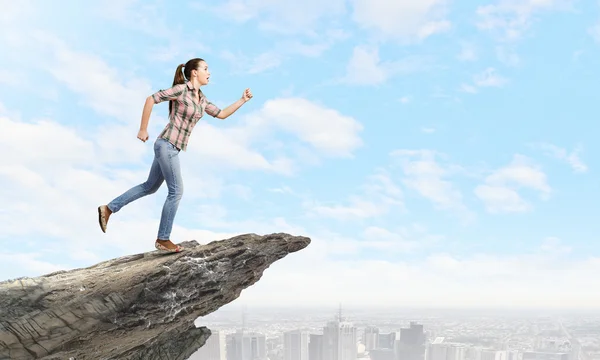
[{"left": 170, "top": 58, "right": 205, "bottom": 114}]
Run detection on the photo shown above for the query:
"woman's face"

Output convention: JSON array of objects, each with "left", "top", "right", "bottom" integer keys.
[{"left": 193, "top": 61, "right": 210, "bottom": 85}]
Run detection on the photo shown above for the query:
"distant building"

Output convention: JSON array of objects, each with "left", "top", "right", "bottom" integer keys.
[
  {"left": 322, "top": 311, "right": 358, "bottom": 360},
  {"left": 284, "top": 330, "right": 310, "bottom": 360},
  {"left": 189, "top": 330, "right": 226, "bottom": 360},
  {"left": 378, "top": 333, "right": 397, "bottom": 350},
  {"left": 309, "top": 334, "right": 324, "bottom": 360},
  {"left": 364, "top": 327, "right": 380, "bottom": 351},
  {"left": 395, "top": 322, "right": 426, "bottom": 360},
  {"left": 226, "top": 330, "right": 267, "bottom": 360},
  {"left": 426, "top": 338, "right": 467, "bottom": 360}
]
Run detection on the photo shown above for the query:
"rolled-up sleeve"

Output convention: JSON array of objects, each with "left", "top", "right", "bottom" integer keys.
[
  {"left": 205, "top": 101, "right": 222, "bottom": 118},
  {"left": 151, "top": 84, "right": 186, "bottom": 104}
]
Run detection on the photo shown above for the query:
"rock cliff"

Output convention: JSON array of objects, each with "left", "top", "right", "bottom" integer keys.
[{"left": 0, "top": 232, "right": 310, "bottom": 360}]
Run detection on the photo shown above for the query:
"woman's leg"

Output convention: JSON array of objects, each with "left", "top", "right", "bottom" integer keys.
[
  {"left": 107, "top": 157, "right": 165, "bottom": 213},
  {"left": 153, "top": 139, "right": 184, "bottom": 247},
  {"left": 98, "top": 142, "right": 165, "bottom": 232}
]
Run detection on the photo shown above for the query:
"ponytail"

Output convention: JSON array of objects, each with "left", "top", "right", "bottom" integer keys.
[
  {"left": 173, "top": 63, "right": 186, "bottom": 86},
  {"left": 170, "top": 64, "right": 186, "bottom": 114}
]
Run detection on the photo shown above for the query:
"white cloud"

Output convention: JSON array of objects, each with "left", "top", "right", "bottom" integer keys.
[
  {"left": 0, "top": 253, "right": 66, "bottom": 281},
  {"left": 218, "top": 28, "right": 349, "bottom": 74},
  {"left": 351, "top": 0, "right": 451, "bottom": 42},
  {"left": 474, "top": 185, "right": 531, "bottom": 213},
  {"left": 27, "top": 32, "right": 153, "bottom": 123},
  {"left": 308, "top": 198, "right": 389, "bottom": 221},
  {"left": 198, "top": 0, "right": 347, "bottom": 35},
  {"left": 0, "top": 116, "right": 95, "bottom": 168},
  {"left": 306, "top": 168, "right": 404, "bottom": 221},
  {"left": 475, "top": 154, "right": 551, "bottom": 213},
  {"left": 589, "top": 21, "right": 600, "bottom": 43},
  {"left": 461, "top": 68, "right": 508, "bottom": 94},
  {"left": 232, "top": 233, "right": 600, "bottom": 308},
  {"left": 244, "top": 97, "right": 364, "bottom": 158},
  {"left": 529, "top": 142, "right": 588, "bottom": 173},
  {"left": 390, "top": 149, "right": 472, "bottom": 219},
  {"left": 279, "top": 29, "right": 350, "bottom": 57},
  {"left": 474, "top": 68, "right": 509, "bottom": 87},
  {"left": 220, "top": 50, "right": 284, "bottom": 75},
  {"left": 476, "top": 0, "right": 575, "bottom": 42},
  {"left": 341, "top": 46, "right": 388, "bottom": 85},
  {"left": 540, "top": 237, "right": 571, "bottom": 255},
  {"left": 187, "top": 121, "right": 291, "bottom": 175},
  {"left": 341, "top": 45, "right": 433, "bottom": 85},
  {"left": 361, "top": 225, "right": 441, "bottom": 253}
]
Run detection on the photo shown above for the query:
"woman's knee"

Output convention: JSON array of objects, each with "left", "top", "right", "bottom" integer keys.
[
  {"left": 168, "top": 183, "right": 184, "bottom": 199},
  {"left": 144, "top": 181, "right": 162, "bottom": 195}
]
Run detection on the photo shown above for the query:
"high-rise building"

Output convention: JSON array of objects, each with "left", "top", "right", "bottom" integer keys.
[
  {"left": 322, "top": 310, "right": 357, "bottom": 360},
  {"left": 447, "top": 344, "right": 467, "bottom": 360},
  {"left": 395, "top": 322, "right": 426, "bottom": 360},
  {"left": 309, "top": 334, "right": 324, "bottom": 360},
  {"left": 426, "top": 338, "right": 466, "bottom": 360},
  {"left": 284, "top": 330, "right": 310, "bottom": 360},
  {"left": 364, "top": 326, "right": 380, "bottom": 351},
  {"left": 378, "top": 333, "right": 397, "bottom": 350},
  {"left": 189, "top": 330, "right": 226, "bottom": 360},
  {"left": 226, "top": 330, "right": 267, "bottom": 360}
]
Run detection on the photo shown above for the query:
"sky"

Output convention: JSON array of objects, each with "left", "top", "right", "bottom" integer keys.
[{"left": 1, "top": 0, "right": 600, "bottom": 310}]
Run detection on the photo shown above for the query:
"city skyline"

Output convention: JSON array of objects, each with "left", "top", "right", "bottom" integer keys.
[
  {"left": 189, "top": 307, "right": 599, "bottom": 360},
  {"left": 2, "top": 0, "right": 600, "bottom": 308}
]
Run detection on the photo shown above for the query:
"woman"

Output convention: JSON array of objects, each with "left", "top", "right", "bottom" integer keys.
[{"left": 97, "top": 58, "right": 253, "bottom": 253}]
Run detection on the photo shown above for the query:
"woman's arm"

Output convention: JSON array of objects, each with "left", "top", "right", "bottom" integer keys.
[
  {"left": 137, "top": 84, "right": 185, "bottom": 142},
  {"left": 216, "top": 88, "right": 253, "bottom": 120},
  {"left": 137, "top": 96, "right": 155, "bottom": 142},
  {"left": 216, "top": 98, "right": 247, "bottom": 120}
]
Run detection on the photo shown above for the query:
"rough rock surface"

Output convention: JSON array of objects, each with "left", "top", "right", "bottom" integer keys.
[{"left": 0, "top": 232, "right": 310, "bottom": 360}]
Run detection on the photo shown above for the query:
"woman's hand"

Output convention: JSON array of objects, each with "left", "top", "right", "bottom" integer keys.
[
  {"left": 137, "top": 129, "right": 149, "bottom": 142},
  {"left": 242, "top": 88, "right": 253, "bottom": 102}
]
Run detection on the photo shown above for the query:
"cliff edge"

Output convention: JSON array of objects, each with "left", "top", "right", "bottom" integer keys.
[{"left": 0, "top": 232, "right": 311, "bottom": 360}]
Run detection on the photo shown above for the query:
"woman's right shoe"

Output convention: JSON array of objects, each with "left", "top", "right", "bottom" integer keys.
[{"left": 155, "top": 241, "right": 183, "bottom": 253}]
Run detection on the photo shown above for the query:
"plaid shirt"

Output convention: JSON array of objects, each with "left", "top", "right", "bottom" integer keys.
[{"left": 151, "top": 81, "right": 221, "bottom": 151}]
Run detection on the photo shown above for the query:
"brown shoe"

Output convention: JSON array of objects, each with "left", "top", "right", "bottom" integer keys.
[
  {"left": 155, "top": 240, "right": 183, "bottom": 253},
  {"left": 97, "top": 205, "right": 108, "bottom": 233}
]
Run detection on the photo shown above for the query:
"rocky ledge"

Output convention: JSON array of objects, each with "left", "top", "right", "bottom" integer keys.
[{"left": 0, "top": 232, "right": 310, "bottom": 360}]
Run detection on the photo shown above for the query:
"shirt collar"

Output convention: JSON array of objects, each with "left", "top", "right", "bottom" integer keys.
[{"left": 186, "top": 81, "right": 203, "bottom": 96}]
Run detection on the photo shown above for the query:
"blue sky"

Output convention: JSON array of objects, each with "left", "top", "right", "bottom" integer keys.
[{"left": 1, "top": 0, "right": 600, "bottom": 309}]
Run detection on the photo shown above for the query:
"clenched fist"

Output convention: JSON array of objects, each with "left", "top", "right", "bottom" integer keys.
[
  {"left": 242, "top": 88, "right": 253, "bottom": 102},
  {"left": 137, "top": 129, "right": 149, "bottom": 142}
]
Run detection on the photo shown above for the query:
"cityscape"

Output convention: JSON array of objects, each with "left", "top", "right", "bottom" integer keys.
[{"left": 188, "top": 306, "right": 600, "bottom": 360}]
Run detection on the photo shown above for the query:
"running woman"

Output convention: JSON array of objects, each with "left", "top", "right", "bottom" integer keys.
[{"left": 97, "top": 58, "right": 253, "bottom": 253}]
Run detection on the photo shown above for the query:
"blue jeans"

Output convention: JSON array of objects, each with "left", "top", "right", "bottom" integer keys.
[{"left": 107, "top": 138, "right": 184, "bottom": 240}]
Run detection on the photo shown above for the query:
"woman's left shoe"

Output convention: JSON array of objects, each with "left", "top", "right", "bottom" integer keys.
[{"left": 97, "top": 205, "right": 108, "bottom": 233}]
